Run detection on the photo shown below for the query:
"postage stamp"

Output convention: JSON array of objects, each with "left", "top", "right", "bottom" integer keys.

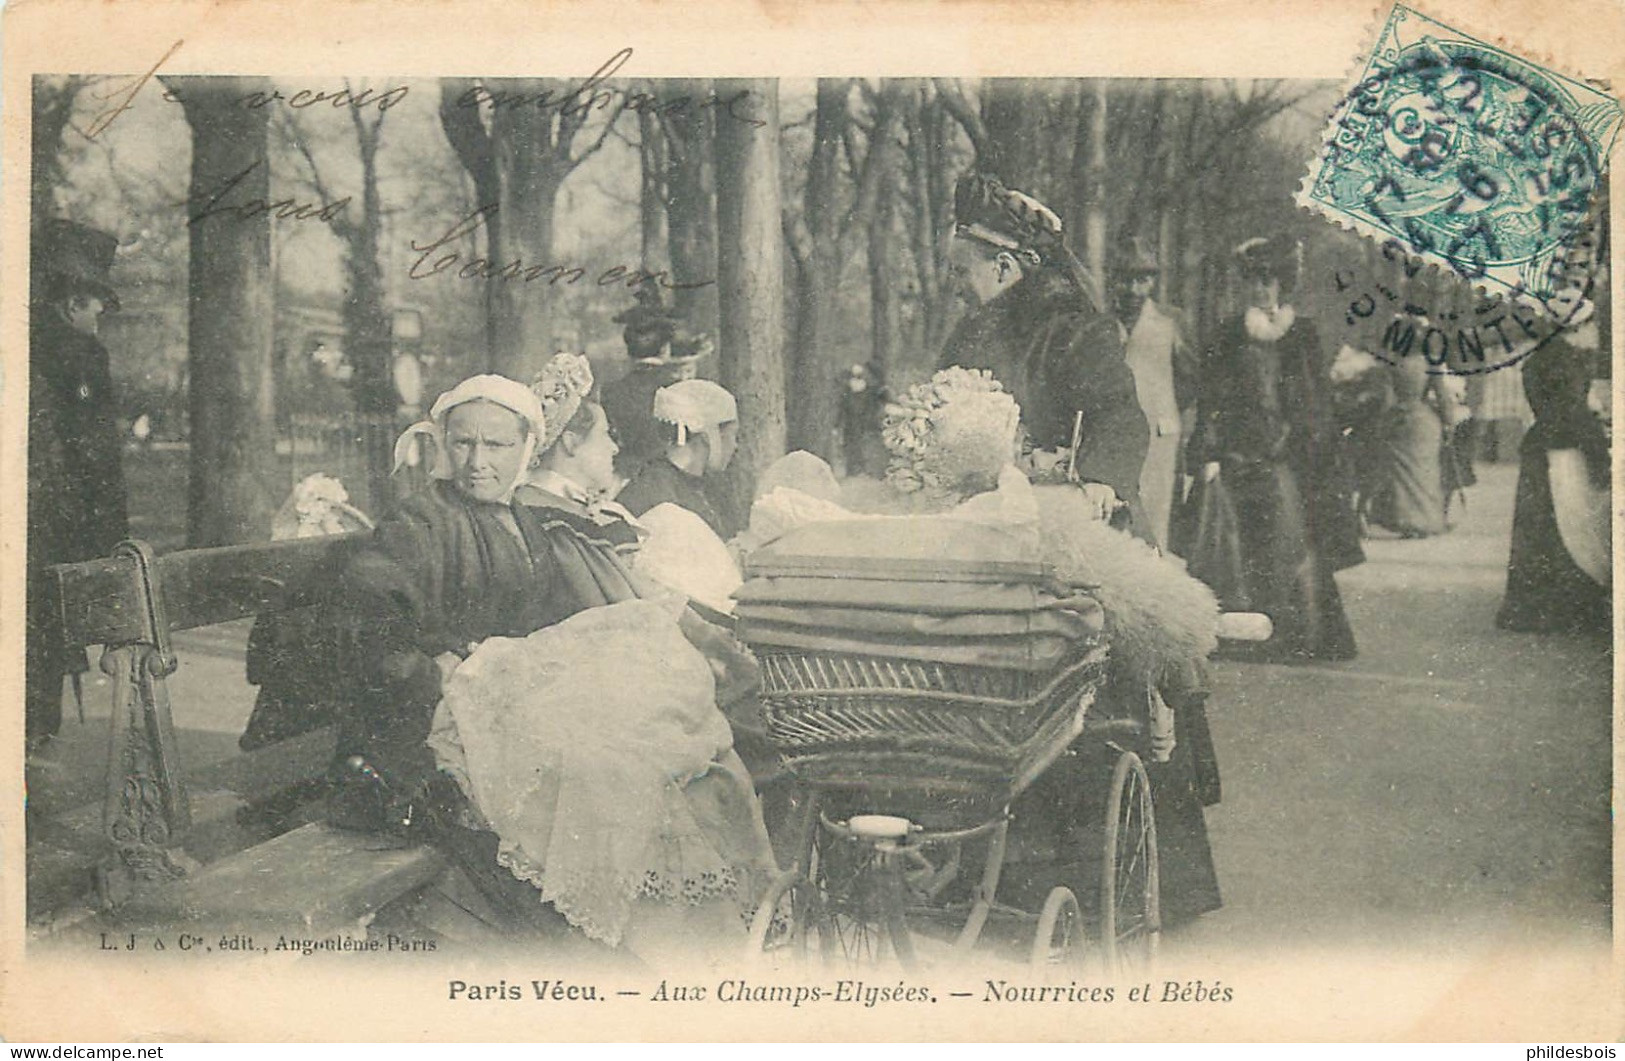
[{"left": 1299, "top": 3, "right": 1622, "bottom": 319}]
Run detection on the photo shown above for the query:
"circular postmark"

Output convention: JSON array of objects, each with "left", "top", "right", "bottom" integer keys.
[
  {"left": 1312, "top": 43, "right": 1608, "bottom": 374},
  {"left": 1325, "top": 215, "right": 1600, "bottom": 376},
  {"left": 1302, "top": 16, "right": 1615, "bottom": 374}
]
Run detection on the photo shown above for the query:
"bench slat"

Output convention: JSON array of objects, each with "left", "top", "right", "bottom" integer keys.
[
  {"left": 113, "top": 822, "right": 444, "bottom": 933},
  {"left": 53, "top": 534, "right": 370, "bottom": 648}
]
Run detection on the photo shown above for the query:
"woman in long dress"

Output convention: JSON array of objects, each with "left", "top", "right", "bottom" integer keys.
[
  {"left": 1497, "top": 316, "right": 1611, "bottom": 634},
  {"left": 1191, "top": 236, "right": 1359, "bottom": 662},
  {"left": 334, "top": 367, "right": 774, "bottom": 961},
  {"left": 1366, "top": 350, "right": 1452, "bottom": 538}
]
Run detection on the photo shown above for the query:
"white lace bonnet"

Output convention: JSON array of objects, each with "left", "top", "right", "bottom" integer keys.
[
  {"left": 392, "top": 374, "right": 547, "bottom": 492},
  {"left": 531, "top": 352, "right": 597, "bottom": 450},
  {"left": 652, "top": 378, "right": 738, "bottom": 446}
]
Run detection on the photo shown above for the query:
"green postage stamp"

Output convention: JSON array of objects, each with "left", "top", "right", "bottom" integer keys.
[{"left": 1299, "top": 3, "right": 1622, "bottom": 317}]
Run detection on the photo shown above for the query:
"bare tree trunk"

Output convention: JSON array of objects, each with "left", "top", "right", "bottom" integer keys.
[
  {"left": 1156, "top": 84, "right": 1182, "bottom": 305},
  {"left": 439, "top": 78, "right": 623, "bottom": 380},
  {"left": 438, "top": 79, "right": 501, "bottom": 369},
  {"left": 714, "top": 79, "right": 786, "bottom": 525},
  {"left": 489, "top": 89, "right": 558, "bottom": 380},
  {"left": 660, "top": 79, "right": 720, "bottom": 341},
  {"left": 868, "top": 164, "right": 902, "bottom": 382},
  {"left": 788, "top": 79, "right": 903, "bottom": 459},
  {"left": 637, "top": 106, "right": 668, "bottom": 274},
  {"left": 1079, "top": 79, "right": 1110, "bottom": 296},
  {"left": 173, "top": 77, "right": 278, "bottom": 546},
  {"left": 787, "top": 79, "right": 848, "bottom": 458},
  {"left": 345, "top": 114, "right": 395, "bottom": 511},
  {"left": 919, "top": 88, "right": 955, "bottom": 357}
]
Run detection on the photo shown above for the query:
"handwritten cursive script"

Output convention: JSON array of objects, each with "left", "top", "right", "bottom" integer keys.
[
  {"left": 452, "top": 48, "right": 765, "bottom": 128},
  {"left": 184, "top": 159, "right": 350, "bottom": 227},
  {"left": 163, "top": 82, "right": 409, "bottom": 113},
  {"left": 85, "top": 39, "right": 185, "bottom": 139},
  {"left": 407, "top": 205, "right": 715, "bottom": 290}
]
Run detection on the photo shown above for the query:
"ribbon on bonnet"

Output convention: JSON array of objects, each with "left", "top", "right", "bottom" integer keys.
[{"left": 393, "top": 374, "right": 547, "bottom": 501}]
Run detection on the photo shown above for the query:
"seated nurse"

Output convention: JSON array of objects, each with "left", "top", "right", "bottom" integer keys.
[
  {"left": 333, "top": 371, "right": 775, "bottom": 962},
  {"left": 616, "top": 378, "right": 741, "bottom": 540}
]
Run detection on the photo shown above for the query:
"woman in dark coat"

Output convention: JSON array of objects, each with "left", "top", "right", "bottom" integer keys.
[
  {"left": 937, "top": 174, "right": 1149, "bottom": 529},
  {"left": 1191, "top": 236, "right": 1359, "bottom": 662},
  {"left": 1496, "top": 317, "right": 1610, "bottom": 635},
  {"left": 935, "top": 177, "right": 1218, "bottom": 926}
]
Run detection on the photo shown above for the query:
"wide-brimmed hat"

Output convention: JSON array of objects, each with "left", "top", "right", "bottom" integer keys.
[
  {"left": 33, "top": 218, "right": 121, "bottom": 310},
  {"left": 952, "top": 173, "right": 1064, "bottom": 262}
]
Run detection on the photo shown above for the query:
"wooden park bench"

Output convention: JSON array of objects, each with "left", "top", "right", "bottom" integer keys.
[{"left": 41, "top": 536, "right": 445, "bottom": 936}]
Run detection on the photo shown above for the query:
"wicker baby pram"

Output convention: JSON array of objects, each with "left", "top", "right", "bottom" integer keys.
[
  {"left": 736, "top": 514, "right": 1115, "bottom": 807},
  {"left": 735, "top": 515, "right": 1156, "bottom": 972}
]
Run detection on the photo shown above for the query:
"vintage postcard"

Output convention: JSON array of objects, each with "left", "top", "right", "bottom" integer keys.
[{"left": 2, "top": 0, "right": 1619, "bottom": 1043}]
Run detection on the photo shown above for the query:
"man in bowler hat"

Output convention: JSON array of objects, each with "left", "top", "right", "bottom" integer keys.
[{"left": 27, "top": 219, "right": 129, "bottom": 749}]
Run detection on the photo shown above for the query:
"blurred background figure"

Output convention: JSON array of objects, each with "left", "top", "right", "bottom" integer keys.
[
  {"left": 837, "top": 359, "right": 891, "bottom": 478},
  {"left": 1113, "top": 235, "right": 1197, "bottom": 549},
  {"left": 1364, "top": 331, "right": 1466, "bottom": 539},
  {"left": 1327, "top": 342, "right": 1389, "bottom": 534},
  {"left": 1497, "top": 302, "right": 1611, "bottom": 635},
  {"left": 26, "top": 219, "right": 128, "bottom": 750},
  {"left": 600, "top": 287, "right": 712, "bottom": 481}
]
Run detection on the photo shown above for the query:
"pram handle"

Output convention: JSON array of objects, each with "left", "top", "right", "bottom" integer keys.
[{"left": 1216, "top": 611, "right": 1273, "bottom": 642}]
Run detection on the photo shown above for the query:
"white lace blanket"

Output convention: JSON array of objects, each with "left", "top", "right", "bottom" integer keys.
[{"left": 430, "top": 599, "right": 769, "bottom": 946}]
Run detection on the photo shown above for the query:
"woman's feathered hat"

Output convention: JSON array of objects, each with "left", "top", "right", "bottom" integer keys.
[
  {"left": 531, "top": 352, "right": 596, "bottom": 450},
  {"left": 1114, "top": 234, "right": 1161, "bottom": 276},
  {"left": 613, "top": 287, "right": 694, "bottom": 362},
  {"left": 952, "top": 173, "right": 1064, "bottom": 265}
]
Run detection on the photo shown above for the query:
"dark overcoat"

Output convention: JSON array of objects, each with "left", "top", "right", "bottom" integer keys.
[
  {"left": 938, "top": 271, "right": 1150, "bottom": 508},
  {"left": 26, "top": 311, "right": 129, "bottom": 739}
]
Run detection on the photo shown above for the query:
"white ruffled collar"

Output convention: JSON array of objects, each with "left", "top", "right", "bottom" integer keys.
[{"left": 1243, "top": 304, "right": 1297, "bottom": 342}]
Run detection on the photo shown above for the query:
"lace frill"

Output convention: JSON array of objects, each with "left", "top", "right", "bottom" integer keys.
[{"left": 430, "top": 599, "right": 776, "bottom": 948}]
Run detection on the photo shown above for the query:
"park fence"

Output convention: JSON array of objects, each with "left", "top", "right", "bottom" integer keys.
[{"left": 283, "top": 412, "right": 427, "bottom": 518}]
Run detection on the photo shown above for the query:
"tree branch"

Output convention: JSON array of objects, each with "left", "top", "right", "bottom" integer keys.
[
  {"left": 931, "top": 78, "right": 990, "bottom": 163},
  {"left": 566, "top": 98, "right": 628, "bottom": 172},
  {"left": 279, "top": 109, "right": 357, "bottom": 241},
  {"left": 438, "top": 77, "right": 495, "bottom": 192}
]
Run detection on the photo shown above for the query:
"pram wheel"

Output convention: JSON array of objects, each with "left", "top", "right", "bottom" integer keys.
[
  {"left": 746, "top": 870, "right": 826, "bottom": 967},
  {"left": 1029, "top": 886, "right": 1085, "bottom": 971},
  {"left": 1100, "top": 749, "right": 1160, "bottom": 973},
  {"left": 813, "top": 828, "right": 918, "bottom": 969}
]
